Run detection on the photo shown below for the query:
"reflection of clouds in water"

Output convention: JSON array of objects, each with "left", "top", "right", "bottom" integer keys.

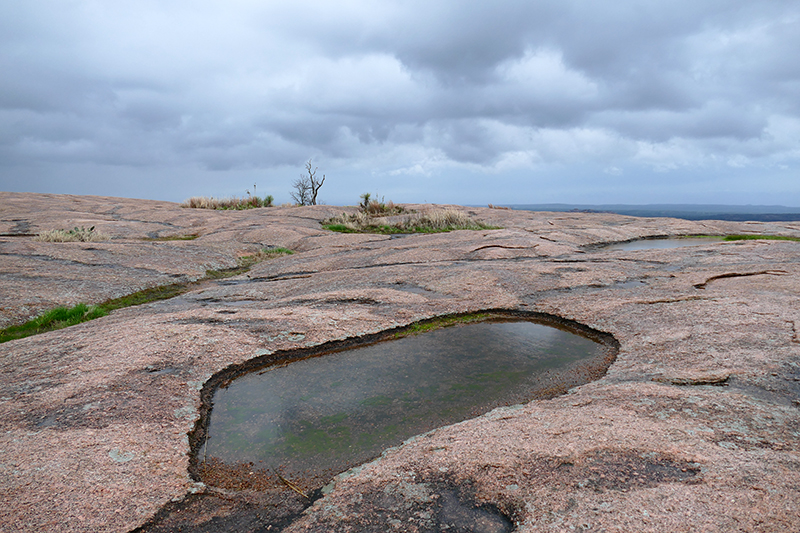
[
  {"left": 207, "top": 320, "right": 604, "bottom": 465},
  {"left": 475, "top": 322, "right": 560, "bottom": 352},
  {"left": 218, "top": 321, "right": 592, "bottom": 421}
]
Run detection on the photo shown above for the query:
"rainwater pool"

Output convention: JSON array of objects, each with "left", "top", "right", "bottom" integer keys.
[{"left": 199, "top": 315, "right": 616, "bottom": 487}]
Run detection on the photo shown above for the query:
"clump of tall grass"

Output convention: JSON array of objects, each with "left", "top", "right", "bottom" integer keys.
[
  {"left": 182, "top": 194, "right": 274, "bottom": 210},
  {"left": 35, "top": 226, "right": 109, "bottom": 242},
  {"left": 410, "top": 208, "right": 474, "bottom": 231},
  {"left": 323, "top": 208, "right": 499, "bottom": 234},
  {"left": 323, "top": 212, "right": 373, "bottom": 232}
]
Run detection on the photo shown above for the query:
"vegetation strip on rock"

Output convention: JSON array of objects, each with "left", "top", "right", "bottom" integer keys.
[
  {"left": 0, "top": 247, "right": 293, "bottom": 343},
  {"left": 722, "top": 234, "right": 800, "bottom": 241},
  {"left": 0, "top": 304, "right": 108, "bottom": 343}
]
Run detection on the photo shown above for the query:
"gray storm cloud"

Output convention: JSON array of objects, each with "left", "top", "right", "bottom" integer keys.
[{"left": 0, "top": 0, "right": 798, "bottom": 204}]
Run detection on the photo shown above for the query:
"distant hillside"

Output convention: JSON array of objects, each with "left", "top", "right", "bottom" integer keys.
[{"left": 507, "top": 204, "right": 800, "bottom": 222}]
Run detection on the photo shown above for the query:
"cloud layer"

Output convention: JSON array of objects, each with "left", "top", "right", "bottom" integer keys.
[{"left": 1, "top": 0, "right": 798, "bottom": 204}]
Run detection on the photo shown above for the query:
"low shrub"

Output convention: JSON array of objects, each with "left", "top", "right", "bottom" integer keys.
[{"left": 359, "top": 193, "right": 404, "bottom": 216}]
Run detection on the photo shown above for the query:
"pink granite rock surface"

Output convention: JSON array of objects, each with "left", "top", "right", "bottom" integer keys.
[{"left": 1, "top": 192, "right": 798, "bottom": 532}]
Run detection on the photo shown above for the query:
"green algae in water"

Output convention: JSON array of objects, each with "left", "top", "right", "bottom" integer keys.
[{"left": 203, "top": 320, "right": 610, "bottom": 482}]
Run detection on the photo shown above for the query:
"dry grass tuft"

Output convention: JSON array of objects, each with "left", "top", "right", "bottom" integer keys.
[
  {"left": 237, "top": 247, "right": 294, "bottom": 268},
  {"left": 182, "top": 195, "right": 273, "bottom": 210},
  {"left": 323, "top": 211, "right": 372, "bottom": 231},
  {"left": 323, "top": 208, "right": 498, "bottom": 234},
  {"left": 183, "top": 196, "right": 220, "bottom": 209},
  {"left": 183, "top": 196, "right": 241, "bottom": 209},
  {"left": 35, "top": 227, "right": 110, "bottom": 242},
  {"left": 411, "top": 208, "right": 473, "bottom": 230}
]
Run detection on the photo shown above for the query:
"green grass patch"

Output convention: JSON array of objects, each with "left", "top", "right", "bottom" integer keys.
[
  {"left": 722, "top": 234, "right": 800, "bottom": 242},
  {"left": 402, "top": 222, "right": 499, "bottom": 234},
  {"left": 0, "top": 304, "right": 107, "bottom": 343},
  {"left": 322, "top": 223, "right": 412, "bottom": 235},
  {"left": 0, "top": 247, "right": 295, "bottom": 343},
  {"left": 0, "top": 285, "right": 190, "bottom": 343},
  {"left": 322, "top": 223, "right": 359, "bottom": 233}
]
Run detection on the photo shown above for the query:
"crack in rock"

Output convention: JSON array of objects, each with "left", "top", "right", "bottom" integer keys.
[
  {"left": 470, "top": 244, "right": 534, "bottom": 253},
  {"left": 635, "top": 296, "right": 710, "bottom": 305},
  {"left": 651, "top": 373, "right": 731, "bottom": 386},
  {"left": 694, "top": 270, "right": 788, "bottom": 289}
]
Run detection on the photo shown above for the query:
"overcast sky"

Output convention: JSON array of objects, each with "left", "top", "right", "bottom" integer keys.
[{"left": 1, "top": 1, "right": 799, "bottom": 206}]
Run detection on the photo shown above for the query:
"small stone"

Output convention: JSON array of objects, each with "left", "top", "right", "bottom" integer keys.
[{"left": 108, "top": 449, "right": 135, "bottom": 463}]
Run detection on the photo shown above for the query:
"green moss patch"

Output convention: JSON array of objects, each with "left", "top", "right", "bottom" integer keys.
[
  {"left": 100, "top": 283, "right": 189, "bottom": 312},
  {"left": 723, "top": 234, "right": 800, "bottom": 242},
  {"left": 394, "top": 312, "right": 491, "bottom": 338}
]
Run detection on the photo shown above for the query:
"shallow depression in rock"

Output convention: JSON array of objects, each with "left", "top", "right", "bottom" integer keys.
[
  {"left": 200, "top": 318, "right": 612, "bottom": 486},
  {"left": 603, "top": 237, "right": 726, "bottom": 251}
]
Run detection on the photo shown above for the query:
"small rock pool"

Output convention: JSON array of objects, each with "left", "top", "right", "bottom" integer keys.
[{"left": 197, "top": 313, "right": 616, "bottom": 488}]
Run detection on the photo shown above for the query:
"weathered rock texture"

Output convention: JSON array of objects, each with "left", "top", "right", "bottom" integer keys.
[{"left": 1, "top": 192, "right": 799, "bottom": 532}]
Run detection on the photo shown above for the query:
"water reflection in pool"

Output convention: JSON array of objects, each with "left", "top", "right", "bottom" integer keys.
[{"left": 202, "top": 318, "right": 613, "bottom": 484}]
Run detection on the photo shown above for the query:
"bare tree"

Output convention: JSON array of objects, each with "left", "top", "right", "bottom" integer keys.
[
  {"left": 290, "top": 176, "right": 311, "bottom": 205},
  {"left": 290, "top": 159, "right": 326, "bottom": 206}
]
